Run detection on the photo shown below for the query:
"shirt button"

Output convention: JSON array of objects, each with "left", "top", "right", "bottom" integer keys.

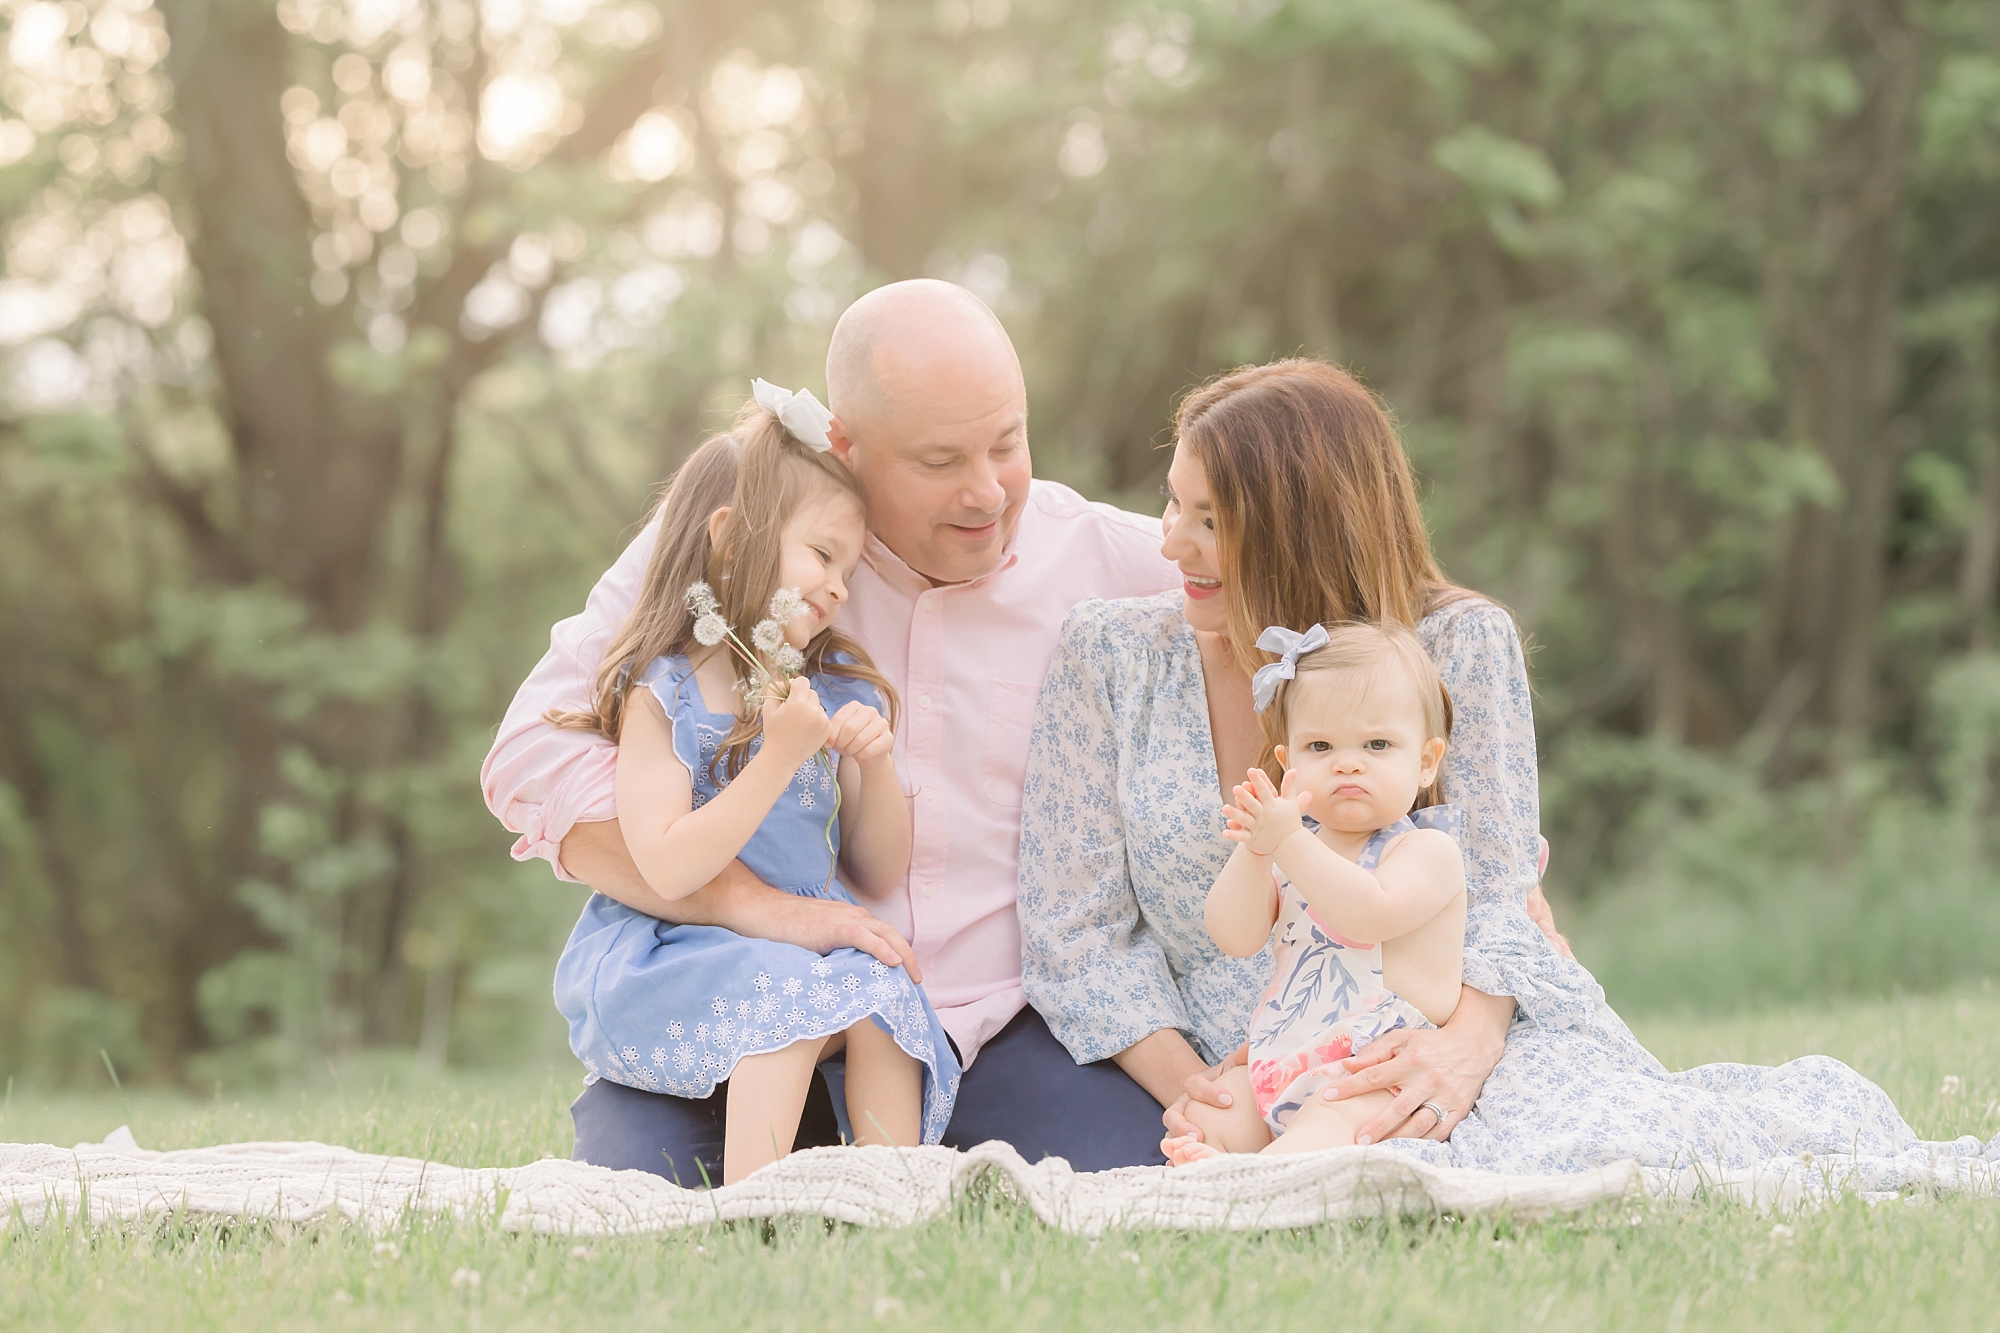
[
  {"left": 918, "top": 694, "right": 932, "bottom": 709},
  {"left": 919, "top": 882, "right": 935, "bottom": 898}
]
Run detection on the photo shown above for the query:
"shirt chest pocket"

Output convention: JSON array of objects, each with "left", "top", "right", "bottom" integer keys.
[{"left": 980, "top": 680, "right": 1040, "bottom": 808}]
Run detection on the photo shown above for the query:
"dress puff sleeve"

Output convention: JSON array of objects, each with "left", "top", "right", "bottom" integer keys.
[
  {"left": 1018, "top": 604, "right": 1195, "bottom": 1065},
  {"left": 1425, "top": 600, "right": 1604, "bottom": 1031}
]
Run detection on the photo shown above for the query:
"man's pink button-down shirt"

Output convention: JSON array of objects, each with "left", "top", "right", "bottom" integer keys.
[{"left": 481, "top": 479, "right": 1178, "bottom": 1065}]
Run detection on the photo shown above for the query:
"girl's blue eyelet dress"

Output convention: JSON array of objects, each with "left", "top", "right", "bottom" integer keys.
[{"left": 554, "top": 654, "right": 959, "bottom": 1144}]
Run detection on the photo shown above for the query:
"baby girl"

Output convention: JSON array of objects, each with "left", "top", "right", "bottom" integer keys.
[{"left": 1165, "top": 621, "right": 1467, "bottom": 1162}]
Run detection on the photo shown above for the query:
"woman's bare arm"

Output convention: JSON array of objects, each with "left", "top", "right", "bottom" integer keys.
[{"left": 1112, "top": 1028, "right": 1220, "bottom": 1109}]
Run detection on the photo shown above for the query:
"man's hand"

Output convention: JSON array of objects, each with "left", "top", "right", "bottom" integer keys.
[
  {"left": 713, "top": 884, "right": 923, "bottom": 981},
  {"left": 559, "top": 820, "right": 922, "bottom": 980},
  {"left": 1321, "top": 985, "right": 1512, "bottom": 1143},
  {"left": 1160, "top": 1042, "right": 1248, "bottom": 1142}
]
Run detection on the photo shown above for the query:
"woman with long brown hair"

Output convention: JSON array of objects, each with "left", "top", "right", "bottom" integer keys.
[
  {"left": 1020, "top": 361, "right": 1970, "bottom": 1184},
  {"left": 1018, "top": 359, "right": 1587, "bottom": 1146}
]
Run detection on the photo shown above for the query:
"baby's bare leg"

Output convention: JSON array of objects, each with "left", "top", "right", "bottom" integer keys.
[
  {"left": 1258, "top": 1088, "right": 1396, "bottom": 1155},
  {"left": 723, "top": 1036, "right": 830, "bottom": 1184},
  {"left": 1165, "top": 1065, "right": 1271, "bottom": 1163},
  {"left": 842, "top": 1017, "right": 923, "bottom": 1149}
]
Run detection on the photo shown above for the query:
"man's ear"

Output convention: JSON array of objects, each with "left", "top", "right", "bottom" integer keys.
[
  {"left": 707, "top": 505, "right": 731, "bottom": 548},
  {"left": 826, "top": 415, "right": 858, "bottom": 467}
]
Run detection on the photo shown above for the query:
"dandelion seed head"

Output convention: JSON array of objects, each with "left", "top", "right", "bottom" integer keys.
[
  {"left": 693, "top": 613, "right": 728, "bottom": 646},
  {"left": 684, "top": 583, "right": 718, "bottom": 615},
  {"left": 770, "top": 587, "right": 806, "bottom": 621},
  {"left": 776, "top": 645, "right": 805, "bottom": 675},
  {"left": 752, "top": 619, "right": 785, "bottom": 655}
]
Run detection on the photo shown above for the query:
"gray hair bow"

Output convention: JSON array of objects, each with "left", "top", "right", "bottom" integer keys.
[{"left": 1250, "top": 623, "right": 1329, "bottom": 712}]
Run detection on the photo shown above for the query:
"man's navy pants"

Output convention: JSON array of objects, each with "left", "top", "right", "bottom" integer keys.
[{"left": 569, "top": 1007, "right": 1169, "bottom": 1185}]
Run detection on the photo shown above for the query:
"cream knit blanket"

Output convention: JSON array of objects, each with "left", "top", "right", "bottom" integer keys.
[{"left": 3, "top": 1130, "right": 1991, "bottom": 1235}]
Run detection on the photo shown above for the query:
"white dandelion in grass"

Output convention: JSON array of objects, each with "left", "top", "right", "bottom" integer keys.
[
  {"left": 751, "top": 618, "right": 785, "bottom": 655},
  {"left": 693, "top": 613, "right": 728, "bottom": 646}
]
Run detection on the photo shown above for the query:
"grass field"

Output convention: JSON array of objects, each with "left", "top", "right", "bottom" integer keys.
[{"left": 3, "top": 985, "right": 1997, "bottom": 1332}]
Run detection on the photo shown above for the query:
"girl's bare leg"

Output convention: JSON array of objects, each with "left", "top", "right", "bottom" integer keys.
[
  {"left": 723, "top": 1036, "right": 830, "bottom": 1183},
  {"left": 1257, "top": 1088, "right": 1396, "bottom": 1155},
  {"left": 1163, "top": 1065, "right": 1271, "bottom": 1164},
  {"left": 842, "top": 1017, "right": 923, "bottom": 1148}
]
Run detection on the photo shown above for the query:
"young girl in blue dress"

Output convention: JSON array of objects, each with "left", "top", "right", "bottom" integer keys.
[{"left": 551, "top": 384, "right": 958, "bottom": 1184}]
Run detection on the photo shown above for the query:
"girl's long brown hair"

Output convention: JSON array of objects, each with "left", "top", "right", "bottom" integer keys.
[
  {"left": 549, "top": 400, "right": 898, "bottom": 781},
  {"left": 1174, "top": 358, "right": 1480, "bottom": 774}
]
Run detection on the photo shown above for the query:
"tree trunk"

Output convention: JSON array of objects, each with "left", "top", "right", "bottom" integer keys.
[{"left": 1759, "top": 0, "right": 1920, "bottom": 762}]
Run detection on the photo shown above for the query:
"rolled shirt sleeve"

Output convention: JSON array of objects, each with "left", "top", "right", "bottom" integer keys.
[
  {"left": 1425, "top": 600, "right": 1604, "bottom": 1030},
  {"left": 480, "top": 515, "right": 658, "bottom": 881},
  {"left": 1018, "top": 610, "right": 1194, "bottom": 1064}
]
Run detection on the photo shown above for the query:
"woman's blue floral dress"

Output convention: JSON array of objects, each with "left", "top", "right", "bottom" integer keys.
[
  {"left": 555, "top": 655, "right": 959, "bottom": 1145},
  {"left": 1020, "top": 593, "right": 1999, "bottom": 1190}
]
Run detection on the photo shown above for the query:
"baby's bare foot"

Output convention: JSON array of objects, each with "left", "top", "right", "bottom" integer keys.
[{"left": 1162, "top": 1134, "right": 1223, "bottom": 1166}]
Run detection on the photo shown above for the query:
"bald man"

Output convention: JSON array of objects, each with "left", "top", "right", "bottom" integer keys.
[{"left": 483, "top": 281, "right": 1182, "bottom": 1183}]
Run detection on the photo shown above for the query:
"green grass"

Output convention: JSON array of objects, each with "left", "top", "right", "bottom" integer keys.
[{"left": 4, "top": 987, "right": 1998, "bottom": 1332}]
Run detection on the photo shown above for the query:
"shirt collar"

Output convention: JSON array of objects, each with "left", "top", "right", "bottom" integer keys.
[{"left": 862, "top": 504, "right": 1029, "bottom": 593}]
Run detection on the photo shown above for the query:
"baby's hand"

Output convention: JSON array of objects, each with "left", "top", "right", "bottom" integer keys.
[
  {"left": 1222, "top": 767, "right": 1308, "bottom": 856},
  {"left": 825, "top": 700, "right": 894, "bottom": 767}
]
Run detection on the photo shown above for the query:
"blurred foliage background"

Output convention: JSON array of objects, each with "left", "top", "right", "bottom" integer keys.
[{"left": 2, "top": 0, "right": 1999, "bottom": 1088}]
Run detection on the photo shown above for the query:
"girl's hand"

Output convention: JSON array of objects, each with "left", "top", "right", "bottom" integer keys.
[
  {"left": 1222, "top": 767, "right": 1308, "bottom": 856},
  {"left": 825, "top": 701, "right": 895, "bottom": 767},
  {"left": 761, "top": 678, "right": 829, "bottom": 768}
]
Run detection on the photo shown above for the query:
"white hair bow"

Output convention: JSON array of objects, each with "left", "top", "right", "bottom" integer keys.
[
  {"left": 751, "top": 378, "right": 835, "bottom": 452},
  {"left": 1250, "top": 623, "right": 1330, "bottom": 713}
]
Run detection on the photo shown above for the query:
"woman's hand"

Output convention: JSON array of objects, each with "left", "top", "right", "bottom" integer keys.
[
  {"left": 826, "top": 700, "right": 895, "bottom": 767},
  {"left": 761, "top": 678, "right": 829, "bottom": 768},
  {"left": 1321, "top": 987, "right": 1513, "bottom": 1142},
  {"left": 1222, "top": 767, "right": 1308, "bottom": 856},
  {"left": 1160, "top": 1043, "right": 1248, "bottom": 1142}
]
